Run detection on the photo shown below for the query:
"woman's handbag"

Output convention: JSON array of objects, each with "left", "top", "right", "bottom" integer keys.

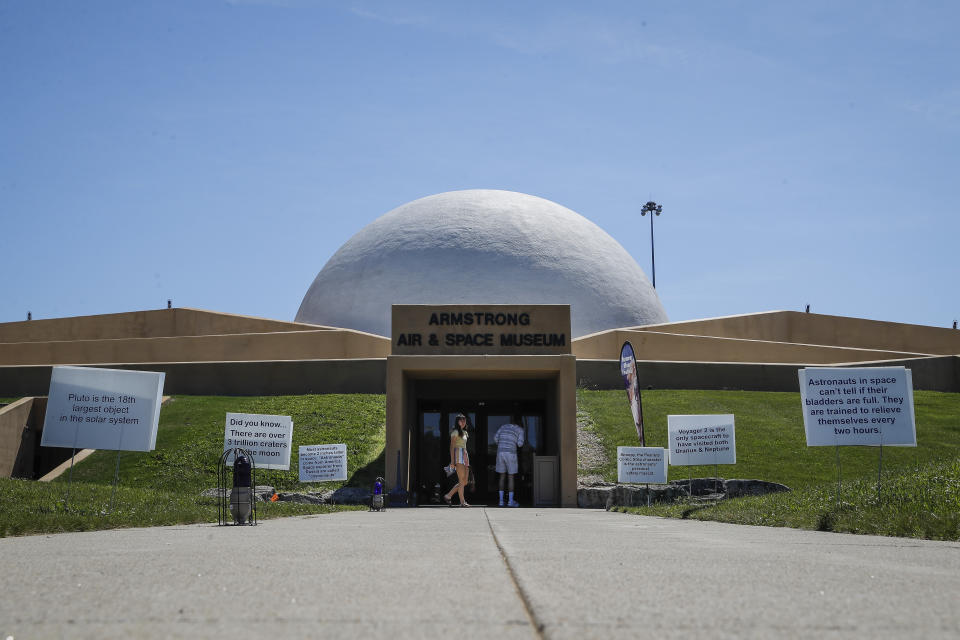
[{"left": 443, "top": 464, "right": 456, "bottom": 476}]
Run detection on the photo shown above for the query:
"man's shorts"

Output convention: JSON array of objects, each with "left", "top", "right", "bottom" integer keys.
[{"left": 495, "top": 451, "right": 519, "bottom": 475}]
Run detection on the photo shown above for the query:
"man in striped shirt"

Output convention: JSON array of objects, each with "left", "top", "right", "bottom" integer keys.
[{"left": 495, "top": 416, "right": 525, "bottom": 507}]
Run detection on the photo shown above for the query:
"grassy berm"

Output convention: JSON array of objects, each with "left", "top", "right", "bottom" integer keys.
[
  {"left": 579, "top": 389, "right": 960, "bottom": 540},
  {"left": 0, "top": 394, "right": 385, "bottom": 537},
  {"left": 3, "top": 389, "right": 959, "bottom": 539}
]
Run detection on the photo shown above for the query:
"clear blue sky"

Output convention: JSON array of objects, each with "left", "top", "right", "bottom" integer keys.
[{"left": 3, "top": 1, "right": 958, "bottom": 330}]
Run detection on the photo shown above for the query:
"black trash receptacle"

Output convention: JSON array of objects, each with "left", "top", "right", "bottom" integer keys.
[{"left": 230, "top": 454, "right": 253, "bottom": 524}]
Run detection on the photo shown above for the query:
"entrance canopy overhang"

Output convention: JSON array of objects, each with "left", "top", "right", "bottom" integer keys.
[{"left": 386, "top": 304, "right": 577, "bottom": 507}]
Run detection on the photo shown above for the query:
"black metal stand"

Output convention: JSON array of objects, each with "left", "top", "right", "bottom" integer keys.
[{"left": 217, "top": 448, "right": 258, "bottom": 526}]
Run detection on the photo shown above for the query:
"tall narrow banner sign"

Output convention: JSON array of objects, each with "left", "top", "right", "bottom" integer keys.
[{"left": 620, "top": 341, "right": 645, "bottom": 446}]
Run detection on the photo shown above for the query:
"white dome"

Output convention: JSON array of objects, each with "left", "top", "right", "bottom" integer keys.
[{"left": 296, "top": 190, "right": 667, "bottom": 337}]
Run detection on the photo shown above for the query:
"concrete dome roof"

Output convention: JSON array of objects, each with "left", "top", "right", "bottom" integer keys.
[{"left": 296, "top": 189, "right": 668, "bottom": 337}]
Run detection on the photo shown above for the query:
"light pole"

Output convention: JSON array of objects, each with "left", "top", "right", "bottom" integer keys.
[{"left": 640, "top": 201, "right": 662, "bottom": 288}]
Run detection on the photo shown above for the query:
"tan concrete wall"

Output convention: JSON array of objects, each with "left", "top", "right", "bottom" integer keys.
[
  {"left": 0, "top": 398, "right": 34, "bottom": 477},
  {"left": 0, "top": 308, "right": 329, "bottom": 343},
  {"left": 4, "top": 355, "right": 953, "bottom": 397},
  {"left": 0, "top": 360, "right": 388, "bottom": 397},
  {"left": 0, "top": 329, "right": 391, "bottom": 366},
  {"left": 572, "top": 329, "right": 925, "bottom": 364},
  {"left": 169, "top": 308, "right": 333, "bottom": 337},
  {"left": 0, "top": 397, "right": 74, "bottom": 479},
  {"left": 8, "top": 308, "right": 955, "bottom": 369},
  {"left": 575, "top": 356, "right": 960, "bottom": 393},
  {"left": 630, "top": 311, "right": 960, "bottom": 355},
  {"left": 386, "top": 355, "right": 578, "bottom": 507}
]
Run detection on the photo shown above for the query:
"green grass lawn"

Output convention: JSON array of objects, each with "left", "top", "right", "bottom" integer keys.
[
  {"left": 5, "top": 388, "right": 959, "bottom": 539},
  {"left": 614, "top": 456, "right": 960, "bottom": 540},
  {"left": 578, "top": 389, "right": 960, "bottom": 490},
  {"left": 62, "top": 394, "right": 387, "bottom": 493},
  {"left": 1, "top": 394, "right": 384, "bottom": 537},
  {"left": 0, "top": 478, "right": 365, "bottom": 538},
  {"left": 579, "top": 388, "right": 960, "bottom": 539}
]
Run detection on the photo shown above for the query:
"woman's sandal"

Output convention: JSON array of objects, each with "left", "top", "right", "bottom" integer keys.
[
  {"left": 444, "top": 496, "right": 452, "bottom": 506},
  {"left": 460, "top": 503, "right": 470, "bottom": 507}
]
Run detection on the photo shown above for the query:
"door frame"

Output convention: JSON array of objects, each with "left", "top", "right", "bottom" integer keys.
[
  {"left": 386, "top": 354, "right": 578, "bottom": 507},
  {"left": 413, "top": 400, "right": 547, "bottom": 505}
]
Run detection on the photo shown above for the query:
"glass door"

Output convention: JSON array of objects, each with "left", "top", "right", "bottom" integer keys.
[
  {"left": 484, "top": 409, "right": 545, "bottom": 506},
  {"left": 415, "top": 401, "right": 545, "bottom": 506},
  {"left": 416, "top": 408, "right": 444, "bottom": 505}
]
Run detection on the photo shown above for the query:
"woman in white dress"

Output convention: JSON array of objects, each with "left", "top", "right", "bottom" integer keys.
[{"left": 443, "top": 413, "right": 471, "bottom": 507}]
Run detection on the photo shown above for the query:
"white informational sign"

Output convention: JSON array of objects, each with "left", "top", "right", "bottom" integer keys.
[
  {"left": 41, "top": 366, "right": 165, "bottom": 452},
  {"left": 668, "top": 415, "right": 736, "bottom": 466},
  {"left": 799, "top": 367, "right": 917, "bottom": 447},
  {"left": 298, "top": 444, "right": 348, "bottom": 482},
  {"left": 224, "top": 413, "right": 293, "bottom": 470},
  {"left": 617, "top": 447, "right": 667, "bottom": 484}
]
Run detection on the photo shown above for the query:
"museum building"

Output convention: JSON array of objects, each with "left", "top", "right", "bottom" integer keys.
[{"left": 2, "top": 190, "right": 958, "bottom": 506}]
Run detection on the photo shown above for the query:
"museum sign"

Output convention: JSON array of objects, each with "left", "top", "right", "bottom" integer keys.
[{"left": 391, "top": 304, "right": 571, "bottom": 355}]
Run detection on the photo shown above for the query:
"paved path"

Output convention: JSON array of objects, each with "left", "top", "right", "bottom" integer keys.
[{"left": 2, "top": 508, "right": 959, "bottom": 639}]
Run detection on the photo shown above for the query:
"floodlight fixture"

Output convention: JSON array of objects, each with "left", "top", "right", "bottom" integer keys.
[{"left": 640, "top": 200, "right": 664, "bottom": 288}]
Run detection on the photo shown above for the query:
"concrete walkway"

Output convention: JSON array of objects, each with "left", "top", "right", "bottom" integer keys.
[{"left": 2, "top": 508, "right": 959, "bottom": 639}]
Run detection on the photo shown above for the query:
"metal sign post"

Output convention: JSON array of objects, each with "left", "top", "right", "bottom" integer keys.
[
  {"left": 108, "top": 425, "right": 125, "bottom": 514},
  {"left": 876, "top": 437, "right": 884, "bottom": 502},
  {"left": 64, "top": 447, "right": 77, "bottom": 511},
  {"left": 63, "top": 420, "right": 81, "bottom": 511},
  {"left": 108, "top": 451, "right": 122, "bottom": 514},
  {"left": 835, "top": 444, "right": 842, "bottom": 506}
]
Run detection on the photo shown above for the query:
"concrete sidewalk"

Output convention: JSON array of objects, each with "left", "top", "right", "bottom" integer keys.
[{"left": 2, "top": 508, "right": 959, "bottom": 639}]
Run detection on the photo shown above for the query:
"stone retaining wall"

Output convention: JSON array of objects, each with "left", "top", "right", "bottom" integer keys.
[{"left": 578, "top": 478, "right": 790, "bottom": 509}]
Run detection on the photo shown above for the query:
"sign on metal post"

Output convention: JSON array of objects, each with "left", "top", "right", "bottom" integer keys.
[
  {"left": 799, "top": 366, "right": 916, "bottom": 504},
  {"left": 668, "top": 414, "right": 735, "bottom": 497},
  {"left": 617, "top": 447, "right": 667, "bottom": 484},
  {"left": 224, "top": 413, "right": 293, "bottom": 470},
  {"left": 667, "top": 415, "right": 736, "bottom": 466},
  {"left": 298, "top": 444, "right": 348, "bottom": 482},
  {"left": 41, "top": 365, "right": 166, "bottom": 510},
  {"left": 42, "top": 366, "right": 165, "bottom": 452},
  {"left": 798, "top": 367, "right": 916, "bottom": 447}
]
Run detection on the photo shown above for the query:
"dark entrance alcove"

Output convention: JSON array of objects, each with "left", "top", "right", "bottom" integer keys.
[{"left": 411, "top": 378, "right": 556, "bottom": 506}]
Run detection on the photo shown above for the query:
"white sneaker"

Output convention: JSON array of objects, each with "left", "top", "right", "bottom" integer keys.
[{"left": 507, "top": 500, "right": 520, "bottom": 507}]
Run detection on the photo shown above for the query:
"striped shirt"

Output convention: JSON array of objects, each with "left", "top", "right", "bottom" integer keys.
[{"left": 495, "top": 423, "right": 525, "bottom": 454}]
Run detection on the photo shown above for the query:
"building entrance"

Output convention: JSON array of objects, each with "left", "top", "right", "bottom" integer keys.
[{"left": 415, "top": 400, "right": 546, "bottom": 506}]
